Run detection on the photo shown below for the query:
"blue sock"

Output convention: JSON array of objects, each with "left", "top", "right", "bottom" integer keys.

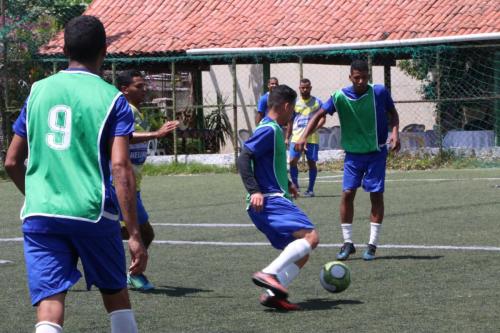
[
  {"left": 308, "top": 168, "right": 317, "bottom": 192},
  {"left": 290, "top": 166, "right": 299, "bottom": 189}
]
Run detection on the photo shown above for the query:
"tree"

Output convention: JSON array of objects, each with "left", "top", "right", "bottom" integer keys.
[{"left": 0, "top": 1, "right": 91, "bottom": 159}]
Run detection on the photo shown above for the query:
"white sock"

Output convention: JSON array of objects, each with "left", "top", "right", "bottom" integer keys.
[
  {"left": 276, "top": 263, "right": 300, "bottom": 287},
  {"left": 341, "top": 223, "right": 353, "bottom": 243},
  {"left": 35, "top": 321, "right": 62, "bottom": 333},
  {"left": 369, "top": 222, "right": 382, "bottom": 246},
  {"left": 262, "top": 238, "right": 311, "bottom": 275},
  {"left": 266, "top": 263, "right": 301, "bottom": 296},
  {"left": 109, "top": 309, "right": 138, "bottom": 333}
]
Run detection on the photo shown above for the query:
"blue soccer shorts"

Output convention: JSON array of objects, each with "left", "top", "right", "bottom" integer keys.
[
  {"left": 23, "top": 227, "right": 127, "bottom": 306},
  {"left": 289, "top": 142, "right": 319, "bottom": 162},
  {"left": 111, "top": 188, "right": 150, "bottom": 225},
  {"left": 247, "top": 196, "right": 315, "bottom": 250},
  {"left": 343, "top": 147, "right": 388, "bottom": 193}
]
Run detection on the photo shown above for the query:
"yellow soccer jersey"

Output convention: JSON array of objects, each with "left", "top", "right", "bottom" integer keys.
[{"left": 291, "top": 96, "right": 322, "bottom": 144}]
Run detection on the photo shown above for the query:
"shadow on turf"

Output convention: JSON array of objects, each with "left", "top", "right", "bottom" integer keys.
[
  {"left": 348, "top": 255, "right": 443, "bottom": 261},
  {"left": 298, "top": 194, "right": 340, "bottom": 199},
  {"left": 263, "top": 298, "right": 363, "bottom": 312},
  {"left": 137, "top": 285, "right": 213, "bottom": 297}
]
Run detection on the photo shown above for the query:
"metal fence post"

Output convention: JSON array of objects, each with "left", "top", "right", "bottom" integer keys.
[
  {"left": 495, "top": 50, "right": 500, "bottom": 146},
  {"left": 435, "top": 52, "right": 443, "bottom": 160},
  {"left": 0, "top": 0, "right": 8, "bottom": 158},
  {"left": 111, "top": 62, "right": 117, "bottom": 87},
  {"left": 298, "top": 56, "right": 303, "bottom": 80},
  {"left": 232, "top": 57, "right": 238, "bottom": 162},
  {"left": 171, "top": 61, "right": 178, "bottom": 162}
]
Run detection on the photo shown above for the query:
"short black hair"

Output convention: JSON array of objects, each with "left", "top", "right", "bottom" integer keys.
[
  {"left": 268, "top": 84, "right": 297, "bottom": 109},
  {"left": 350, "top": 59, "right": 369, "bottom": 73},
  {"left": 116, "top": 70, "right": 143, "bottom": 89},
  {"left": 64, "top": 15, "right": 106, "bottom": 63},
  {"left": 269, "top": 77, "right": 279, "bottom": 83},
  {"left": 300, "top": 78, "right": 311, "bottom": 85}
]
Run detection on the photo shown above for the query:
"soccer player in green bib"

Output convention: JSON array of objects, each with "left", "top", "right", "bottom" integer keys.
[
  {"left": 5, "top": 16, "right": 146, "bottom": 333},
  {"left": 114, "top": 70, "right": 178, "bottom": 290},
  {"left": 295, "top": 60, "right": 400, "bottom": 261}
]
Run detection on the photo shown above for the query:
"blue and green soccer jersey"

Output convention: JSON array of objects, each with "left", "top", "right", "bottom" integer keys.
[
  {"left": 291, "top": 96, "right": 322, "bottom": 144},
  {"left": 243, "top": 117, "right": 290, "bottom": 200},
  {"left": 12, "top": 69, "right": 134, "bottom": 235},
  {"left": 256, "top": 92, "right": 270, "bottom": 119},
  {"left": 322, "top": 84, "right": 394, "bottom": 153}
]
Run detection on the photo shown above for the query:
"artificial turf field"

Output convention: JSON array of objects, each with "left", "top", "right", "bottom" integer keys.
[{"left": 1, "top": 168, "right": 499, "bottom": 332}]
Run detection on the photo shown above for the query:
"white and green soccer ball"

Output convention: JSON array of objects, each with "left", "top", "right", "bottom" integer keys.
[{"left": 319, "top": 261, "right": 351, "bottom": 293}]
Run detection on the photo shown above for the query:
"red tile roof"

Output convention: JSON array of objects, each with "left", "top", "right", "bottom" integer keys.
[{"left": 40, "top": 0, "right": 500, "bottom": 56}]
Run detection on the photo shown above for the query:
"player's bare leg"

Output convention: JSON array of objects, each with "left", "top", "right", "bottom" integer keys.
[
  {"left": 35, "top": 293, "right": 66, "bottom": 332},
  {"left": 304, "top": 159, "right": 317, "bottom": 197},
  {"left": 289, "top": 157, "right": 300, "bottom": 191},
  {"left": 102, "top": 288, "right": 138, "bottom": 333}
]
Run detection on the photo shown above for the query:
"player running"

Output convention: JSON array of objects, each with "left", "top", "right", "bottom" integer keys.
[{"left": 237, "top": 84, "right": 320, "bottom": 311}]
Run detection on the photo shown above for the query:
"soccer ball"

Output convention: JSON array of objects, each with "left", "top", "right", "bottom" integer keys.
[{"left": 319, "top": 261, "right": 351, "bottom": 293}]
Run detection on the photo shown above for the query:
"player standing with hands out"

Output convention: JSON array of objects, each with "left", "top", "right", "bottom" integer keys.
[
  {"left": 5, "top": 16, "right": 146, "bottom": 333},
  {"left": 237, "top": 85, "right": 320, "bottom": 311},
  {"left": 295, "top": 60, "right": 400, "bottom": 261}
]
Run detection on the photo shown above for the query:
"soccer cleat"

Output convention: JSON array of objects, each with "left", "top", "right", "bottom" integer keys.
[
  {"left": 336, "top": 242, "right": 356, "bottom": 261},
  {"left": 303, "top": 190, "right": 315, "bottom": 197},
  {"left": 362, "top": 244, "right": 377, "bottom": 261},
  {"left": 259, "top": 293, "right": 301, "bottom": 311},
  {"left": 252, "top": 271, "right": 288, "bottom": 299},
  {"left": 127, "top": 273, "right": 154, "bottom": 291}
]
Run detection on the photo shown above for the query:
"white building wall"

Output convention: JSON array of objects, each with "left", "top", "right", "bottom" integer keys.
[{"left": 203, "top": 63, "right": 435, "bottom": 153}]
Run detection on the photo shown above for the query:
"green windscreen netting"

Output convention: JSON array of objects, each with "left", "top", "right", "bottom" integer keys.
[{"left": 1, "top": 2, "right": 499, "bottom": 160}]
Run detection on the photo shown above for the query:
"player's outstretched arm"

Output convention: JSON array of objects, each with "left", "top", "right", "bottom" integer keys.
[
  {"left": 295, "top": 108, "right": 327, "bottom": 152},
  {"left": 387, "top": 106, "right": 401, "bottom": 152},
  {"left": 110, "top": 135, "right": 148, "bottom": 275},
  {"left": 5, "top": 134, "right": 28, "bottom": 195},
  {"left": 316, "top": 114, "right": 327, "bottom": 130},
  {"left": 130, "top": 120, "right": 179, "bottom": 144}
]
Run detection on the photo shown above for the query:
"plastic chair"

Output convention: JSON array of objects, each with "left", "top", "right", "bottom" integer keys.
[
  {"left": 317, "top": 127, "right": 333, "bottom": 150},
  {"left": 237, "top": 129, "right": 251, "bottom": 150},
  {"left": 330, "top": 126, "right": 341, "bottom": 149},
  {"left": 402, "top": 124, "right": 425, "bottom": 132}
]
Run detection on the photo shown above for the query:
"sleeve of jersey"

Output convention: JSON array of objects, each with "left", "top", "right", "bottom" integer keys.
[
  {"left": 322, "top": 96, "right": 336, "bottom": 115},
  {"left": 108, "top": 95, "right": 135, "bottom": 137},
  {"left": 384, "top": 87, "right": 395, "bottom": 110},
  {"left": 257, "top": 95, "right": 267, "bottom": 113},
  {"left": 375, "top": 85, "right": 395, "bottom": 110},
  {"left": 243, "top": 126, "right": 274, "bottom": 158},
  {"left": 12, "top": 100, "right": 28, "bottom": 138}
]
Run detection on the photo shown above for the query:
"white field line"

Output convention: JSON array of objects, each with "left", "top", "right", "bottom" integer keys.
[
  {"left": 314, "top": 177, "right": 500, "bottom": 183},
  {"left": 1, "top": 236, "right": 499, "bottom": 251},
  {"left": 0, "top": 260, "right": 13, "bottom": 264},
  {"left": 152, "top": 223, "right": 254, "bottom": 227}
]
